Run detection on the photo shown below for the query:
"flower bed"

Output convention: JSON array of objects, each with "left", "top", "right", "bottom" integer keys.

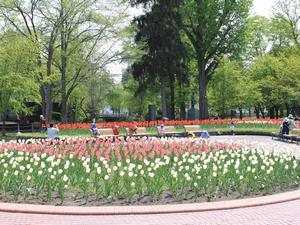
[
  {"left": 54, "top": 119, "right": 281, "bottom": 137},
  {"left": 57, "top": 118, "right": 285, "bottom": 130},
  {"left": 0, "top": 137, "right": 299, "bottom": 206}
]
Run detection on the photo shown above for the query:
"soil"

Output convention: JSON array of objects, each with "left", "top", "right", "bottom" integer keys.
[{"left": 0, "top": 185, "right": 298, "bottom": 207}]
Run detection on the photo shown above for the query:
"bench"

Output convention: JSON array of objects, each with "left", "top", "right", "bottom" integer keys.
[
  {"left": 283, "top": 129, "right": 300, "bottom": 143},
  {"left": 99, "top": 128, "right": 114, "bottom": 138},
  {"left": 126, "top": 127, "right": 149, "bottom": 136},
  {"left": 184, "top": 125, "right": 202, "bottom": 137},
  {"left": 156, "top": 126, "right": 183, "bottom": 137},
  {"left": 271, "top": 130, "right": 282, "bottom": 140}
]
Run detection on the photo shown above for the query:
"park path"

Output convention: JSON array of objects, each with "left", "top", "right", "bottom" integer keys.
[
  {"left": 1, "top": 199, "right": 300, "bottom": 225},
  {"left": 1, "top": 135, "right": 300, "bottom": 225}
]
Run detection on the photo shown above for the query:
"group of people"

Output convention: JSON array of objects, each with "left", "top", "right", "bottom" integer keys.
[{"left": 90, "top": 121, "right": 167, "bottom": 137}]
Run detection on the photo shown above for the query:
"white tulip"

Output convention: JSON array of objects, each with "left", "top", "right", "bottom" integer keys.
[
  {"left": 63, "top": 175, "right": 68, "bottom": 182},
  {"left": 120, "top": 171, "right": 125, "bottom": 177}
]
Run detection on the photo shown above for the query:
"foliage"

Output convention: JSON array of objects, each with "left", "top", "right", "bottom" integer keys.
[
  {"left": 0, "top": 34, "right": 41, "bottom": 118},
  {"left": 247, "top": 54, "right": 300, "bottom": 111},
  {"left": 244, "top": 16, "right": 271, "bottom": 60},
  {"left": 131, "top": 0, "right": 187, "bottom": 118},
  {"left": 209, "top": 58, "right": 242, "bottom": 117},
  {"left": 179, "top": 0, "right": 252, "bottom": 118},
  {"left": 0, "top": 0, "right": 132, "bottom": 122}
]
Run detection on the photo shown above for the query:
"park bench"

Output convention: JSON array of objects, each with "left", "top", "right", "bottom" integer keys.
[
  {"left": 271, "top": 130, "right": 282, "bottom": 140},
  {"left": 99, "top": 128, "right": 114, "bottom": 138},
  {"left": 156, "top": 126, "right": 184, "bottom": 137},
  {"left": 184, "top": 125, "right": 202, "bottom": 137},
  {"left": 283, "top": 129, "right": 300, "bottom": 143},
  {"left": 126, "top": 127, "right": 149, "bottom": 137}
]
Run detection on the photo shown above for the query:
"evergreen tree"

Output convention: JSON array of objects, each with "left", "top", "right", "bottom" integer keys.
[{"left": 131, "top": 0, "right": 187, "bottom": 119}]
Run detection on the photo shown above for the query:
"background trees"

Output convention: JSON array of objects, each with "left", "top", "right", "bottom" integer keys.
[
  {"left": 0, "top": 34, "right": 41, "bottom": 134},
  {"left": 131, "top": 0, "right": 187, "bottom": 120},
  {"left": 130, "top": 0, "right": 300, "bottom": 120},
  {"left": 0, "top": 0, "right": 130, "bottom": 123},
  {"left": 0, "top": 0, "right": 299, "bottom": 123},
  {"left": 179, "top": 0, "right": 252, "bottom": 119}
]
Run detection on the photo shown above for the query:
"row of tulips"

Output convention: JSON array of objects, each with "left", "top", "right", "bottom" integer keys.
[
  {"left": 0, "top": 137, "right": 299, "bottom": 204},
  {"left": 57, "top": 119, "right": 285, "bottom": 130}
]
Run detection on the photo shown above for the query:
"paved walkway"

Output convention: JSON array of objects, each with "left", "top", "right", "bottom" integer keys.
[
  {"left": 1, "top": 136, "right": 300, "bottom": 225},
  {"left": 1, "top": 199, "right": 300, "bottom": 225}
]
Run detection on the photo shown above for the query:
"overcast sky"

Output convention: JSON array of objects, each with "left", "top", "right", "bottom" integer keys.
[
  {"left": 108, "top": 0, "right": 277, "bottom": 80},
  {"left": 252, "top": 0, "right": 276, "bottom": 17}
]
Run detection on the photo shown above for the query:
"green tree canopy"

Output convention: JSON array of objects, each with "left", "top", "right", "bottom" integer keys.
[{"left": 0, "top": 34, "right": 41, "bottom": 134}]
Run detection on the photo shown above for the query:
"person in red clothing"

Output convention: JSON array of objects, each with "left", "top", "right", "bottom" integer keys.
[
  {"left": 113, "top": 125, "right": 119, "bottom": 136},
  {"left": 39, "top": 115, "right": 47, "bottom": 133},
  {"left": 113, "top": 125, "right": 119, "bottom": 142},
  {"left": 129, "top": 121, "right": 138, "bottom": 134}
]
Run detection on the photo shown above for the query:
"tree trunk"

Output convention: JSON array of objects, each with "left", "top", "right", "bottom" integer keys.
[
  {"left": 43, "top": 84, "right": 53, "bottom": 123},
  {"left": 255, "top": 106, "right": 260, "bottom": 118},
  {"left": 280, "top": 107, "right": 284, "bottom": 118},
  {"left": 41, "top": 87, "right": 46, "bottom": 117},
  {"left": 230, "top": 110, "right": 234, "bottom": 120},
  {"left": 239, "top": 108, "right": 243, "bottom": 120},
  {"left": 198, "top": 60, "right": 209, "bottom": 119},
  {"left": 285, "top": 103, "right": 290, "bottom": 116},
  {"left": 43, "top": 28, "right": 57, "bottom": 123},
  {"left": 292, "top": 103, "right": 296, "bottom": 116},
  {"left": 260, "top": 107, "right": 265, "bottom": 118},
  {"left": 160, "top": 77, "right": 167, "bottom": 118},
  {"left": 178, "top": 82, "right": 186, "bottom": 119},
  {"left": 180, "top": 102, "right": 186, "bottom": 120},
  {"left": 248, "top": 108, "right": 251, "bottom": 117},
  {"left": 269, "top": 106, "right": 275, "bottom": 119},
  {"left": 61, "top": 97, "right": 67, "bottom": 123},
  {"left": 60, "top": 6, "right": 68, "bottom": 123},
  {"left": 37, "top": 52, "right": 52, "bottom": 123},
  {"left": 275, "top": 109, "right": 279, "bottom": 118},
  {"left": 169, "top": 78, "right": 175, "bottom": 120}
]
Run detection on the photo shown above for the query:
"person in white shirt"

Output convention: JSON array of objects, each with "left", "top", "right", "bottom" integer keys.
[{"left": 47, "top": 123, "right": 59, "bottom": 140}]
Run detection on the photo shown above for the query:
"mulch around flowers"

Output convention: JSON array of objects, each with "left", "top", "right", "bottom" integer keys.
[{"left": 0, "top": 185, "right": 298, "bottom": 207}]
